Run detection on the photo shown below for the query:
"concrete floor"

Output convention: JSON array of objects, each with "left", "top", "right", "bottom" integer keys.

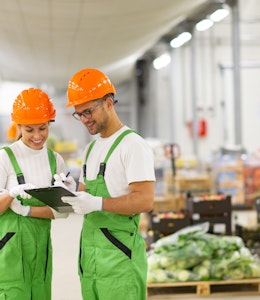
[
  {"left": 51, "top": 213, "right": 82, "bottom": 300},
  {"left": 51, "top": 213, "right": 260, "bottom": 300}
]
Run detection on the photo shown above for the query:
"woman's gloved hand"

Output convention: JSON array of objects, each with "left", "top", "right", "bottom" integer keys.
[
  {"left": 61, "top": 192, "right": 102, "bottom": 214},
  {"left": 53, "top": 173, "right": 77, "bottom": 191},
  {"left": 10, "top": 199, "right": 31, "bottom": 216},
  {"left": 9, "top": 183, "right": 35, "bottom": 199}
]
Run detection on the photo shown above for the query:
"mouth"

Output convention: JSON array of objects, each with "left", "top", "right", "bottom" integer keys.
[
  {"left": 31, "top": 139, "right": 44, "bottom": 145},
  {"left": 85, "top": 120, "right": 95, "bottom": 130}
]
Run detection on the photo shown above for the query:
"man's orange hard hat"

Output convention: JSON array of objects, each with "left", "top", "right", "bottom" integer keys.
[{"left": 66, "top": 68, "right": 116, "bottom": 107}]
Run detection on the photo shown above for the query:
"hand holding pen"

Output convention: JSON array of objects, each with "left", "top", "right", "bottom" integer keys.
[
  {"left": 62, "top": 172, "right": 71, "bottom": 182},
  {"left": 53, "top": 172, "right": 77, "bottom": 192}
]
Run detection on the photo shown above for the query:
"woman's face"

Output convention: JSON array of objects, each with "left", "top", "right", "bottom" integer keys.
[{"left": 19, "top": 122, "right": 49, "bottom": 150}]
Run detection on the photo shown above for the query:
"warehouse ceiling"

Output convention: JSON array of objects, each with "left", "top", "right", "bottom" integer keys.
[
  {"left": 0, "top": 0, "right": 259, "bottom": 94},
  {"left": 0, "top": 0, "right": 210, "bottom": 92}
]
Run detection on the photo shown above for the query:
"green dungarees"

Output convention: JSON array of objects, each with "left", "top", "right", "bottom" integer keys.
[
  {"left": 79, "top": 130, "right": 147, "bottom": 300},
  {"left": 0, "top": 147, "right": 56, "bottom": 300}
]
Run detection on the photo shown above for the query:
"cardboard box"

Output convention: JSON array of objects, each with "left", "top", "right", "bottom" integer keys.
[
  {"left": 244, "top": 165, "right": 260, "bottom": 195},
  {"left": 173, "top": 175, "right": 211, "bottom": 195},
  {"left": 217, "top": 187, "right": 245, "bottom": 205},
  {"left": 153, "top": 195, "right": 185, "bottom": 212}
]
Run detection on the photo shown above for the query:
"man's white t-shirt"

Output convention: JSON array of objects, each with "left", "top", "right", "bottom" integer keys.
[{"left": 79, "top": 126, "right": 155, "bottom": 197}]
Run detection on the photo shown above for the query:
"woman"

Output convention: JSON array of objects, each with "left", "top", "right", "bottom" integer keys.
[{"left": 0, "top": 88, "right": 75, "bottom": 300}]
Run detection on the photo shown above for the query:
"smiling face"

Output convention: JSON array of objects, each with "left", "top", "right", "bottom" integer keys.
[
  {"left": 19, "top": 122, "right": 50, "bottom": 150},
  {"left": 74, "top": 98, "right": 109, "bottom": 136}
]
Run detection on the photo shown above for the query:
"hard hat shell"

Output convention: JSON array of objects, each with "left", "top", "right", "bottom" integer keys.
[
  {"left": 11, "top": 88, "right": 56, "bottom": 124},
  {"left": 66, "top": 68, "right": 116, "bottom": 107}
]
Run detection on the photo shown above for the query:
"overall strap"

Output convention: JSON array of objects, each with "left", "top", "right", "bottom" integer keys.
[
  {"left": 47, "top": 148, "right": 57, "bottom": 176},
  {"left": 83, "top": 140, "right": 96, "bottom": 177},
  {"left": 47, "top": 148, "right": 57, "bottom": 185},
  {"left": 85, "top": 140, "right": 97, "bottom": 161},
  {"left": 2, "top": 147, "right": 25, "bottom": 184},
  {"left": 98, "top": 129, "right": 134, "bottom": 176},
  {"left": 103, "top": 129, "right": 133, "bottom": 163},
  {"left": 83, "top": 130, "right": 135, "bottom": 178},
  {"left": 2, "top": 146, "right": 57, "bottom": 185}
]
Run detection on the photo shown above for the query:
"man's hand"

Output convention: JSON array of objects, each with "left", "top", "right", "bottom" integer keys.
[
  {"left": 10, "top": 199, "right": 30, "bottom": 216},
  {"left": 53, "top": 173, "right": 77, "bottom": 191},
  {"left": 62, "top": 191, "right": 102, "bottom": 214},
  {"left": 9, "top": 183, "right": 35, "bottom": 199}
]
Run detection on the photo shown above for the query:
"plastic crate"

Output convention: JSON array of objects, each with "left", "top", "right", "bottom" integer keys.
[
  {"left": 186, "top": 194, "right": 232, "bottom": 235},
  {"left": 148, "top": 212, "right": 190, "bottom": 243}
]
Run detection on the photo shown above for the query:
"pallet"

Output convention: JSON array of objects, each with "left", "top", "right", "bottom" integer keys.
[{"left": 147, "top": 278, "right": 260, "bottom": 298}]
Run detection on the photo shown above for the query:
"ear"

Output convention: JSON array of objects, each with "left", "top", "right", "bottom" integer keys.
[{"left": 105, "top": 96, "right": 114, "bottom": 108}]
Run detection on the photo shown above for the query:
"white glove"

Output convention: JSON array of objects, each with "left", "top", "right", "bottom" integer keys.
[
  {"left": 10, "top": 198, "right": 30, "bottom": 216},
  {"left": 9, "top": 183, "right": 35, "bottom": 199},
  {"left": 53, "top": 173, "right": 77, "bottom": 191},
  {"left": 61, "top": 191, "right": 102, "bottom": 215}
]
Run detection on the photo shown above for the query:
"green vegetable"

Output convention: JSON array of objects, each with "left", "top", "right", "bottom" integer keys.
[
  {"left": 153, "top": 269, "right": 169, "bottom": 282},
  {"left": 193, "top": 265, "right": 210, "bottom": 280},
  {"left": 147, "top": 223, "right": 260, "bottom": 283},
  {"left": 176, "top": 270, "right": 191, "bottom": 281},
  {"left": 159, "top": 255, "right": 174, "bottom": 268},
  {"left": 147, "top": 254, "right": 160, "bottom": 271}
]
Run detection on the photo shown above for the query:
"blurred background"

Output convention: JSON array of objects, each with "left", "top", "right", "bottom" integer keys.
[{"left": 1, "top": 1, "right": 260, "bottom": 298}]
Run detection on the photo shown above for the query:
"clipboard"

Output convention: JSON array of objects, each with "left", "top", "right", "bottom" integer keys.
[{"left": 25, "top": 186, "right": 76, "bottom": 213}]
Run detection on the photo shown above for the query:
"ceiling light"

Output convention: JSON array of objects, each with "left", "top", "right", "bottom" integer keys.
[
  {"left": 210, "top": 8, "right": 229, "bottom": 22},
  {"left": 196, "top": 19, "right": 213, "bottom": 31},
  {"left": 170, "top": 32, "right": 192, "bottom": 48},
  {"left": 153, "top": 53, "right": 171, "bottom": 70}
]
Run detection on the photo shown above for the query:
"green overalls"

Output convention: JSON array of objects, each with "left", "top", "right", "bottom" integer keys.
[
  {"left": 0, "top": 147, "right": 56, "bottom": 300},
  {"left": 79, "top": 130, "right": 147, "bottom": 300}
]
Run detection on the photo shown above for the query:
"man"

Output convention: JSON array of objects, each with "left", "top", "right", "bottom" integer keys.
[{"left": 62, "top": 68, "right": 155, "bottom": 300}]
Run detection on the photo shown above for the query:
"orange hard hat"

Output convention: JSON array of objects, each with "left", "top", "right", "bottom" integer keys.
[
  {"left": 66, "top": 68, "right": 116, "bottom": 107},
  {"left": 11, "top": 88, "right": 56, "bottom": 124}
]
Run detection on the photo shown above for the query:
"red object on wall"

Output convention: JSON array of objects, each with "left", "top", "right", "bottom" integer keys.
[{"left": 187, "top": 118, "right": 207, "bottom": 137}]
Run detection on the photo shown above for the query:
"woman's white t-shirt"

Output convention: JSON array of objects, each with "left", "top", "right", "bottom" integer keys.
[{"left": 0, "top": 139, "right": 66, "bottom": 190}]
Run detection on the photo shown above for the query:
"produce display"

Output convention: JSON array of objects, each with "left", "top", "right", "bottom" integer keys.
[{"left": 147, "top": 222, "right": 260, "bottom": 283}]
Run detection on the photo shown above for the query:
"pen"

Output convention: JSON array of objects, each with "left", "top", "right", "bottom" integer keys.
[{"left": 62, "top": 172, "right": 70, "bottom": 182}]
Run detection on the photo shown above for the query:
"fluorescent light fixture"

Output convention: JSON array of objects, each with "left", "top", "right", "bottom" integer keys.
[
  {"left": 196, "top": 19, "right": 213, "bottom": 31},
  {"left": 153, "top": 53, "right": 171, "bottom": 70},
  {"left": 170, "top": 32, "right": 192, "bottom": 48},
  {"left": 210, "top": 8, "right": 229, "bottom": 22}
]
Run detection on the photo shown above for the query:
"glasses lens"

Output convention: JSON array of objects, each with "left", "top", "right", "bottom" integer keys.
[
  {"left": 72, "top": 99, "right": 104, "bottom": 121},
  {"left": 72, "top": 112, "right": 80, "bottom": 120}
]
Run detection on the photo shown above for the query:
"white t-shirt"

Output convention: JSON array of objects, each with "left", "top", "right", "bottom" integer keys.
[
  {"left": 79, "top": 126, "right": 155, "bottom": 197},
  {"left": 0, "top": 139, "right": 66, "bottom": 191}
]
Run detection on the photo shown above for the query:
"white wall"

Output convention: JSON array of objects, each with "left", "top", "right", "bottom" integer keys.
[{"left": 137, "top": 9, "right": 260, "bottom": 160}]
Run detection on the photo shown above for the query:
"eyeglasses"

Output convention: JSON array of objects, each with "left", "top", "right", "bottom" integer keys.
[{"left": 72, "top": 99, "right": 105, "bottom": 121}]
